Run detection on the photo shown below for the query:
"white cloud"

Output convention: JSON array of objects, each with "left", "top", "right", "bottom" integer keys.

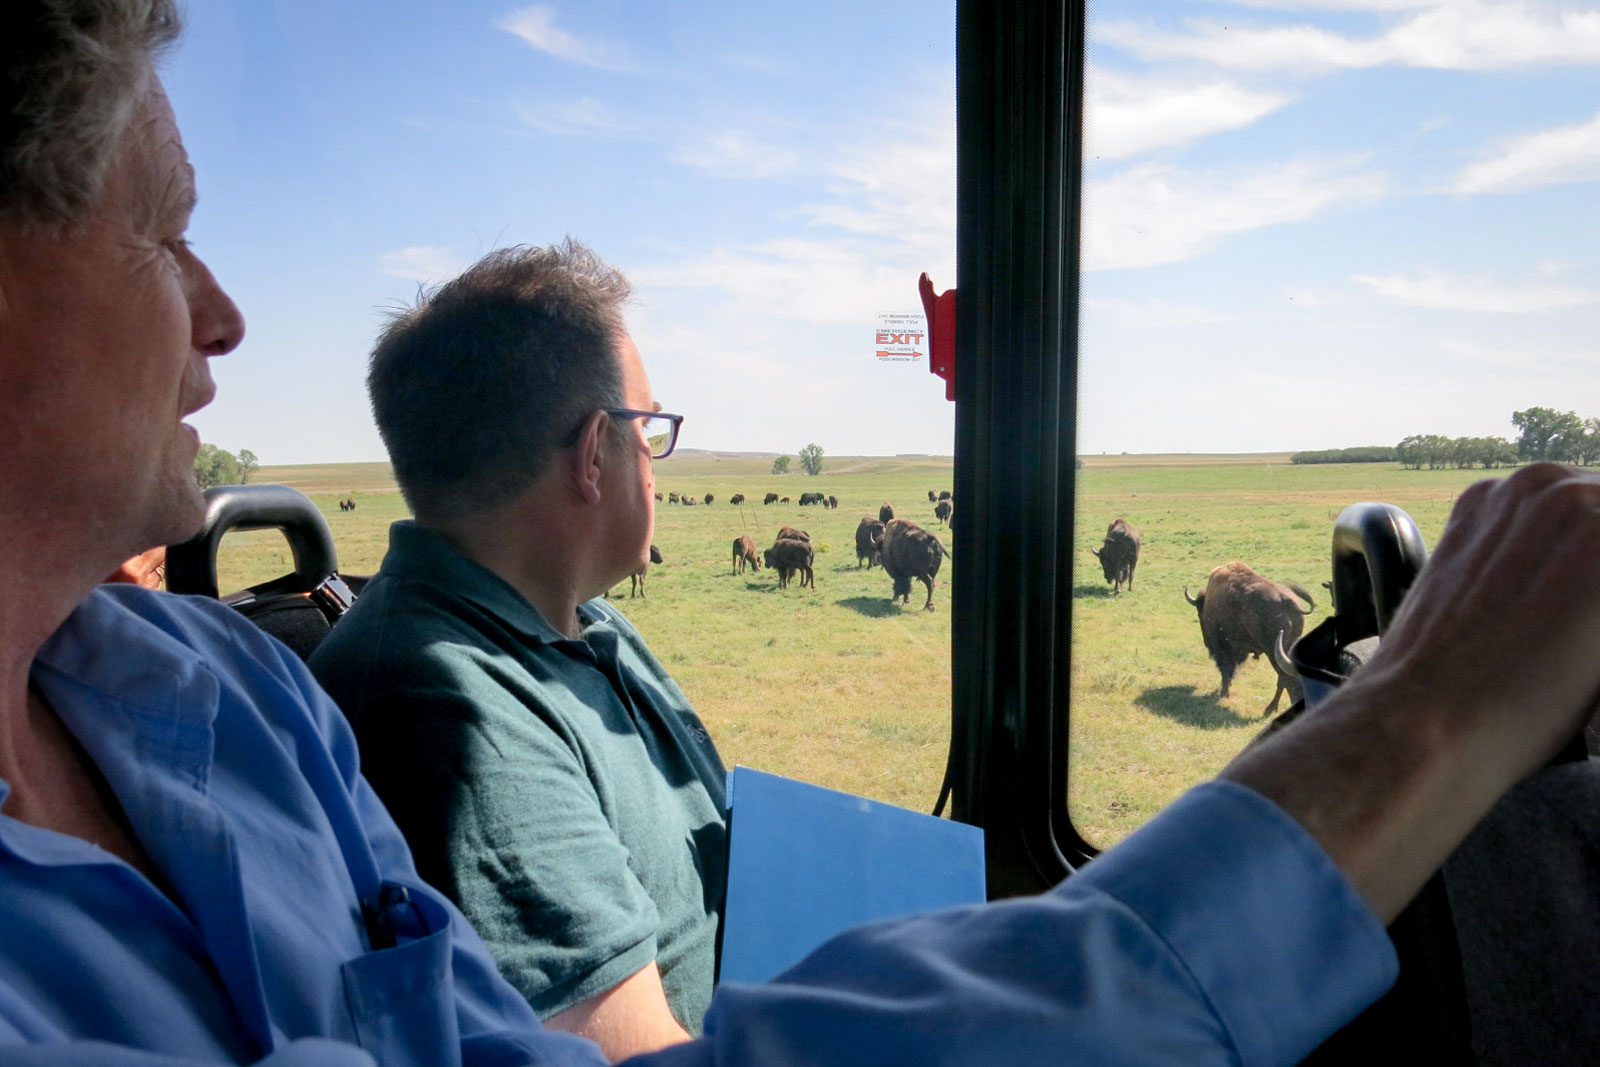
[
  {"left": 1352, "top": 268, "right": 1597, "bottom": 311},
  {"left": 1084, "top": 296, "right": 1235, "bottom": 328},
  {"left": 1099, "top": 2, "right": 1600, "bottom": 74},
  {"left": 512, "top": 97, "right": 632, "bottom": 137},
  {"left": 1085, "top": 69, "right": 1292, "bottom": 160},
  {"left": 378, "top": 246, "right": 469, "bottom": 285},
  {"left": 497, "top": 5, "right": 633, "bottom": 71},
  {"left": 1454, "top": 108, "right": 1600, "bottom": 194},
  {"left": 670, "top": 132, "right": 800, "bottom": 179},
  {"left": 1083, "top": 156, "right": 1386, "bottom": 270},
  {"left": 637, "top": 117, "right": 957, "bottom": 323}
]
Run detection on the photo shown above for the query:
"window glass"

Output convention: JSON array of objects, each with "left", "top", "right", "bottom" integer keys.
[
  {"left": 168, "top": 2, "right": 957, "bottom": 812},
  {"left": 1073, "top": 0, "right": 1600, "bottom": 846}
]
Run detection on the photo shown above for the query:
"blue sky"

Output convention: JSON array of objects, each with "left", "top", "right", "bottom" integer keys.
[{"left": 164, "top": 1, "right": 1600, "bottom": 463}]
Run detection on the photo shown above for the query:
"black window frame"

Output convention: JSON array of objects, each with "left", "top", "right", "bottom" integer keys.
[{"left": 945, "top": 0, "right": 1093, "bottom": 897}]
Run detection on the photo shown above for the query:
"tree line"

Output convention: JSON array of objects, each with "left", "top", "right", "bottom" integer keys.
[
  {"left": 194, "top": 443, "right": 259, "bottom": 489},
  {"left": 1291, "top": 408, "right": 1600, "bottom": 470}
]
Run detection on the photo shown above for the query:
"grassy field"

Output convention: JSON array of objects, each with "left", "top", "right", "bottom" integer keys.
[{"left": 224, "top": 454, "right": 1509, "bottom": 849}]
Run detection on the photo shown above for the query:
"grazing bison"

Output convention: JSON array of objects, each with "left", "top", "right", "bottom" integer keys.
[
  {"left": 855, "top": 517, "right": 884, "bottom": 568},
  {"left": 730, "top": 493, "right": 745, "bottom": 506},
  {"left": 878, "top": 518, "right": 946, "bottom": 610},
  {"left": 934, "top": 500, "right": 952, "bottom": 526},
  {"left": 763, "top": 492, "right": 779, "bottom": 505},
  {"left": 1183, "top": 561, "right": 1314, "bottom": 714},
  {"left": 704, "top": 493, "right": 715, "bottom": 505},
  {"left": 780, "top": 496, "right": 790, "bottom": 504},
  {"left": 799, "top": 492, "right": 822, "bottom": 506},
  {"left": 629, "top": 544, "right": 664, "bottom": 598},
  {"left": 826, "top": 495, "right": 838, "bottom": 509},
  {"left": 878, "top": 502, "right": 894, "bottom": 524},
  {"left": 1090, "top": 518, "right": 1140, "bottom": 593},
  {"left": 776, "top": 525, "right": 810, "bottom": 543},
  {"left": 763, "top": 537, "right": 815, "bottom": 590},
  {"left": 732, "top": 535, "right": 761, "bottom": 575}
]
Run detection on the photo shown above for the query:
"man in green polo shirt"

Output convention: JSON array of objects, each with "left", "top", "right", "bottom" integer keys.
[{"left": 309, "top": 240, "right": 723, "bottom": 1062}]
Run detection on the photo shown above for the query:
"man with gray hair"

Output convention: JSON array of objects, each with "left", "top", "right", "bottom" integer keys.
[
  {"left": 310, "top": 241, "right": 724, "bottom": 1060},
  {"left": 6, "top": 2, "right": 1600, "bottom": 1065}
]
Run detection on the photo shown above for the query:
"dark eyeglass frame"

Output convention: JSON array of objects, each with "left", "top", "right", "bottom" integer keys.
[{"left": 564, "top": 408, "right": 684, "bottom": 459}]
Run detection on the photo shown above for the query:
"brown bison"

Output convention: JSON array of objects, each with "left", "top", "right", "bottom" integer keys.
[
  {"left": 928, "top": 490, "right": 937, "bottom": 502},
  {"left": 629, "top": 544, "right": 664, "bottom": 598},
  {"left": 1090, "top": 518, "right": 1140, "bottom": 593},
  {"left": 826, "top": 495, "right": 838, "bottom": 509},
  {"left": 938, "top": 490, "right": 951, "bottom": 501},
  {"left": 729, "top": 493, "right": 745, "bottom": 506},
  {"left": 653, "top": 491, "right": 663, "bottom": 502},
  {"left": 934, "top": 500, "right": 952, "bottom": 526},
  {"left": 855, "top": 517, "right": 884, "bottom": 568},
  {"left": 780, "top": 496, "right": 790, "bottom": 504},
  {"left": 776, "top": 525, "right": 810, "bottom": 543},
  {"left": 763, "top": 492, "right": 779, "bottom": 505},
  {"left": 704, "top": 493, "right": 715, "bottom": 505},
  {"left": 732, "top": 535, "right": 760, "bottom": 575},
  {"left": 1183, "top": 561, "right": 1314, "bottom": 714},
  {"left": 878, "top": 502, "right": 894, "bottom": 524},
  {"left": 668, "top": 491, "right": 680, "bottom": 504},
  {"left": 763, "top": 538, "right": 814, "bottom": 590},
  {"left": 877, "top": 518, "right": 946, "bottom": 610}
]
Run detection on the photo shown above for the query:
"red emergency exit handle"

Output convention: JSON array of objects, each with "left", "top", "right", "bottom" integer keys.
[{"left": 919, "top": 273, "right": 956, "bottom": 402}]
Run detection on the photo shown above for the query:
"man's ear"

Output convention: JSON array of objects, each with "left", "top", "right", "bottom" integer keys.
[{"left": 570, "top": 409, "right": 610, "bottom": 505}]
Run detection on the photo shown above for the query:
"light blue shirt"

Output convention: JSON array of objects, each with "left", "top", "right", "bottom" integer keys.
[{"left": 0, "top": 586, "right": 1396, "bottom": 1066}]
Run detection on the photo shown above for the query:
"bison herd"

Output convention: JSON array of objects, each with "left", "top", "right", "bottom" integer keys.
[
  {"left": 1089, "top": 516, "right": 1317, "bottom": 714},
  {"left": 635, "top": 489, "right": 953, "bottom": 610}
]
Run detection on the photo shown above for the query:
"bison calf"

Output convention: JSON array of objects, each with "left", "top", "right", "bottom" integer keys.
[
  {"left": 763, "top": 537, "right": 814, "bottom": 590},
  {"left": 629, "top": 544, "right": 664, "bottom": 598},
  {"left": 878, "top": 518, "right": 945, "bottom": 610},
  {"left": 732, "top": 535, "right": 760, "bottom": 575}
]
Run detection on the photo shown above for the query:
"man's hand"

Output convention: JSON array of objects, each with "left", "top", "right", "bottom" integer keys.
[
  {"left": 1223, "top": 462, "right": 1600, "bottom": 921},
  {"left": 545, "top": 961, "right": 691, "bottom": 1063}
]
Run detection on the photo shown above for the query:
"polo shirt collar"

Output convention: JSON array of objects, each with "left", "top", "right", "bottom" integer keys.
[{"left": 380, "top": 520, "right": 596, "bottom": 646}]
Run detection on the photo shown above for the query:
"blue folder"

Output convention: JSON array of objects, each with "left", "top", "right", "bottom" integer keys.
[{"left": 717, "top": 765, "right": 987, "bottom": 986}]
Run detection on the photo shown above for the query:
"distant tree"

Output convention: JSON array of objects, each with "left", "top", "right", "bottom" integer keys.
[
  {"left": 193, "top": 443, "right": 241, "bottom": 489},
  {"left": 236, "top": 448, "right": 259, "bottom": 484},
  {"left": 1581, "top": 419, "right": 1600, "bottom": 466},
  {"left": 798, "top": 443, "right": 824, "bottom": 476},
  {"left": 1511, "top": 407, "right": 1584, "bottom": 463},
  {"left": 1396, "top": 435, "right": 1426, "bottom": 470},
  {"left": 771, "top": 455, "right": 791, "bottom": 475}
]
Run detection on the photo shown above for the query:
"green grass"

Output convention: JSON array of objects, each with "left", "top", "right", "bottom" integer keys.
[{"left": 224, "top": 454, "right": 1510, "bottom": 846}]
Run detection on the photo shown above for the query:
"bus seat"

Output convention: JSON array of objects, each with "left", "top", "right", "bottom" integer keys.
[{"left": 166, "top": 484, "right": 357, "bottom": 660}]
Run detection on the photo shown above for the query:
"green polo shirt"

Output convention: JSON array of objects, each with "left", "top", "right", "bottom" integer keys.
[{"left": 308, "top": 521, "right": 727, "bottom": 1031}]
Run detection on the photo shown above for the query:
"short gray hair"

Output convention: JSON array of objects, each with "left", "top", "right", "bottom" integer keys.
[
  {"left": 368, "top": 239, "right": 633, "bottom": 522},
  {"left": 0, "top": 0, "right": 180, "bottom": 230}
]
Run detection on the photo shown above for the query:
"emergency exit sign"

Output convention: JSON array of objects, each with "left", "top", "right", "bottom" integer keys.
[{"left": 874, "top": 312, "right": 925, "bottom": 362}]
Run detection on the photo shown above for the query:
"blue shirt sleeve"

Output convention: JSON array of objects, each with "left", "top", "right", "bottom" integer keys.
[{"left": 627, "top": 781, "right": 1397, "bottom": 1067}]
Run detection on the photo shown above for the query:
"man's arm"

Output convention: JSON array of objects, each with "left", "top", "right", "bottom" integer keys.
[
  {"left": 546, "top": 962, "right": 691, "bottom": 1061},
  {"left": 1223, "top": 462, "right": 1600, "bottom": 922}
]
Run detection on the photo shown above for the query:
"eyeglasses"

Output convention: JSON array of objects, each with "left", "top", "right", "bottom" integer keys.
[
  {"left": 561, "top": 408, "right": 684, "bottom": 458},
  {"left": 601, "top": 408, "right": 684, "bottom": 459}
]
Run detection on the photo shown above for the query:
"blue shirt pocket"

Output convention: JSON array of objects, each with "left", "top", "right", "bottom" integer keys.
[{"left": 340, "top": 887, "right": 461, "bottom": 1065}]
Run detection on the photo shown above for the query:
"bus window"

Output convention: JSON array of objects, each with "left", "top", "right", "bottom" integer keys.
[
  {"left": 166, "top": 2, "right": 957, "bottom": 813},
  {"left": 1070, "top": 1, "right": 1600, "bottom": 848}
]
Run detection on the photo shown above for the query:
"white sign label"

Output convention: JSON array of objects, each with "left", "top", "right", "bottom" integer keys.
[{"left": 874, "top": 312, "right": 926, "bottom": 363}]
